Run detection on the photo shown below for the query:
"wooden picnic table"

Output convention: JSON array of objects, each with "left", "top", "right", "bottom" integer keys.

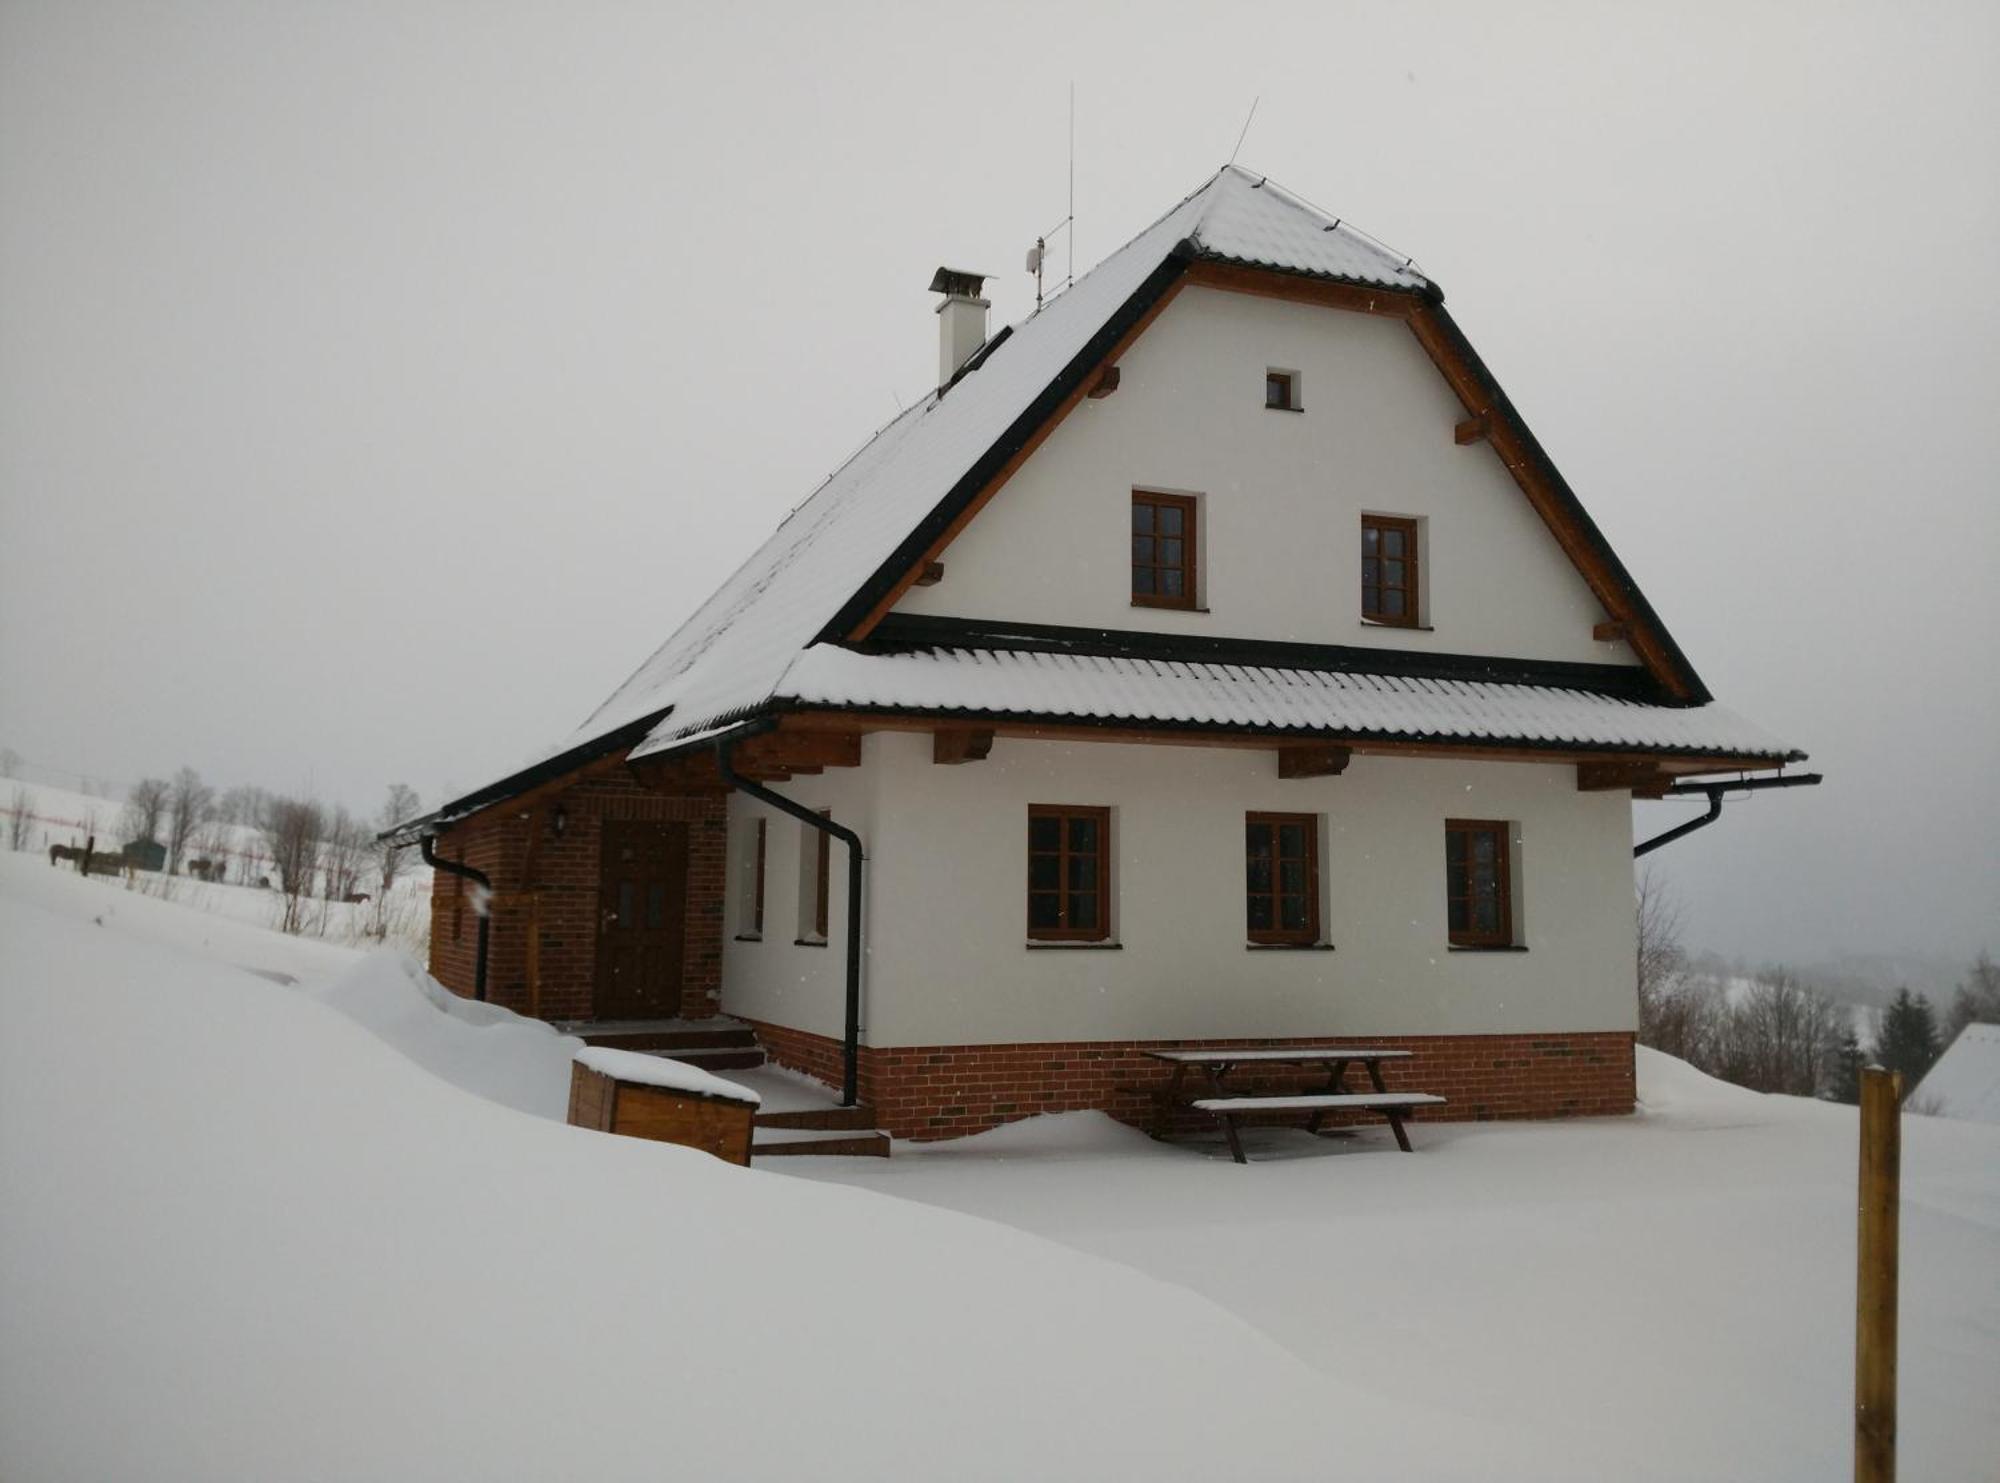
[{"left": 1143, "top": 1047, "right": 1444, "bottom": 1164}]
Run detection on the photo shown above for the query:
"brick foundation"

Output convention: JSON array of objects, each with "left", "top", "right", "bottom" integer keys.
[
  {"left": 426, "top": 772, "right": 727, "bottom": 1022},
  {"left": 742, "top": 1019, "right": 1635, "bottom": 1140}
]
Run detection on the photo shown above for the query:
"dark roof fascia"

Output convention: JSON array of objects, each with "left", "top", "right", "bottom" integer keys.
[
  {"left": 377, "top": 706, "right": 673, "bottom": 846},
  {"left": 1415, "top": 301, "right": 1712, "bottom": 705},
  {"left": 767, "top": 698, "right": 1799, "bottom": 764},
  {"left": 858, "top": 613, "right": 1664, "bottom": 700},
  {"left": 815, "top": 241, "right": 1201, "bottom": 643}
]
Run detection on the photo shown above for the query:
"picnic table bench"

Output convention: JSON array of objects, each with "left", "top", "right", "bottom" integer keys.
[{"left": 1144, "top": 1046, "right": 1446, "bottom": 1164}]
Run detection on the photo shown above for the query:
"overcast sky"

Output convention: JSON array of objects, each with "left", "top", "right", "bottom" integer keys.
[{"left": 2, "top": 0, "right": 1994, "bottom": 969}]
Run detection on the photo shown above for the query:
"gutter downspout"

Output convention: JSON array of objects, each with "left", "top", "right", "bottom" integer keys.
[
  {"left": 422, "top": 835, "right": 491, "bottom": 1002},
  {"left": 716, "top": 735, "right": 865, "bottom": 1107},
  {"left": 1633, "top": 772, "right": 1823, "bottom": 859}
]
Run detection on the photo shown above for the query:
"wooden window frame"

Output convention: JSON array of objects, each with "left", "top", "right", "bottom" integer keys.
[
  {"left": 1445, "top": 818, "right": 1513, "bottom": 948},
  {"left": 1131, "top": 490, "right": 1198, "bottom": 611},
  {"left": 1026, "top": 804, "right": 1112, "bottom": 943},
  {"left": 1265, "top": 368, "right": 1300, "bottom": 411},
  {"left": 1361, "top": 513, "right": 1420, "bottom": 627},
  {"left": 1245, "top": 811, "right": 1320, "bottom": 945}
]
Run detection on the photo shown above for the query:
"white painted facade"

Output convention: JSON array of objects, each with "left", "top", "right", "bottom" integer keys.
[
  {"left": 895, "top": 283, "right": 1638, "bottom": 670},
  {"left": 720, "top": 733, "right": 1639, "bottom": 1049}
]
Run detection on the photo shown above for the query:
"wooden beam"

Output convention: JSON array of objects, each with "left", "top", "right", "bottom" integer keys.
[
  {"left": 1086, "top": 365, "right": 1121, "bottom": 399},
  {"left": 1454, "top": 416, "right": 1487, "bottom": 446},
  {"left": 913, "top": 561, "right": 945, "bottom": 587},
  {"left": 1592, "top": 620, "right": 1629, "bottom": 643},
  {"left": 932, "top": 727, "right": 995, "bottom": 765},
  {"left": 1277, "top": 744, "right": 1352, "bottom": 779},
  {"left": 1576, "top": 761, "right": 1671, "bottom": 794}
]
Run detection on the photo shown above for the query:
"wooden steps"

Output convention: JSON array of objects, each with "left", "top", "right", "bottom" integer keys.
[
  {"left": 572, "top": 1020, "right": 766, "bottom": 1069},
  {"left": 752, "top": 1126, "right": 892, "bottom": 1158}
]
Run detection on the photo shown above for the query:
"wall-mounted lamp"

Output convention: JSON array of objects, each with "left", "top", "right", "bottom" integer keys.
[{"left": 551, "top": 804, "right": 568, "bottom": 839}]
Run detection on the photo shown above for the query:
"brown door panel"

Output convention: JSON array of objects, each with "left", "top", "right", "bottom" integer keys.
[{"left": 594, "top": 820, "right": 689, "bottom": 1020}]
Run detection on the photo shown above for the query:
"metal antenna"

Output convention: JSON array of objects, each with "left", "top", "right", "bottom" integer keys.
[
  {"left": 1027, "top": 86, "right": 1077, "bottom": 310},
  {"left": 1229, "top": 96, "right": 1260, "bottom": 166},
  {"left": 1067, "top": 81, "right": 1075, "bottom": 289}
]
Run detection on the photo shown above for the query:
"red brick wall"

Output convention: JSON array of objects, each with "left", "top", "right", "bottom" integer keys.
[
  {"left": 426, "top": 774, "right": 727, "bottom": 1022},
  {"left": 742, "top": 1019, "right": 1635, "bottom": 1140}
]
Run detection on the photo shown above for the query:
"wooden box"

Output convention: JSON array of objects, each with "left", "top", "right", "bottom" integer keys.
[{"left": 567, "top": 1062, "right": 755, "bottom": 1166}]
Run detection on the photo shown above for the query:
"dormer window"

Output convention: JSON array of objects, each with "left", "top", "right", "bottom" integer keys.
[
  {"left": 1362, "top": 514, "right": 1420, "bottom": 626},
  {"left": 1265, "top": 369, "right": 1300, "bottom": 411}
]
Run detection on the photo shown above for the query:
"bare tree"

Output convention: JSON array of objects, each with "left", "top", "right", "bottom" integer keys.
[
  {"left": 260, "top": 795, "right": 324, "bottom": 934},
  {"left": 1633, "top": 868, "right": 1725, "bottom": 1063},
  {"left": 1711, "top": 970, "right": 1845, "bottom": 1096},
  {"left": 1944, "top": 952, "right": 2000, "bottom": 1042},
  {"left": 0, "top": 747, "right": 21, "bottom": 779},
  {"left": 123, "top": 776, "right": 171, "bottom": 846},
  {"left": 215, "top": 784, "right": 268, "bottom": 829},
  {"left": 319, "top": 806, "right": 369, "bottom": 904},
  {"left": 374, "top": 783, "right": 420, "bottom": 905},
  {"left": 7, "top": 785, "right": 33, "bottom": 850},
  {"left": 165, "top": 766, "right": 214, "bottom": 876}
]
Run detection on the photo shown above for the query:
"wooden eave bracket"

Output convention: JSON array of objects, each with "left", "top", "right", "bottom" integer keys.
[
  {"left": 933, "top": 727, "right": 995, "bottom": 765},
  {"left": 913, "top": 561, "right": 945, "bottom": 587},
  {"left": 1453, "top": 415, "right": 1488, "bottom": 446},
  {"left": 1592, "top": 619, "right": 1629, "bottom": 643},
  {"left": 1086, "top": 365, "right": 1121, "bottom": 399},
  {"left": 1277, "top": 744, "right": 1352, "bottom": 779},
  {"left": 1576, "top": 760, "right": 1671, "bottom": 797}
]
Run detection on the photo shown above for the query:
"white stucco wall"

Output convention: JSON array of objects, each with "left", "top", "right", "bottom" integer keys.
[
  {"left": 895, "top": 283, "right": 1636, "bottom": 669},
  {"left": 721, "top": 733, "right": 1639, "bottom": 1048}
]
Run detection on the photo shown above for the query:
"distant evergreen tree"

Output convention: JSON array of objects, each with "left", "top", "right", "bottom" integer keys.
[
  {"left": 1827, "top": 1029, "right": 1866, "bottom": 1105},
  {"left": 1871, "top": 988, "right": 1941, "bottom": 1090}
]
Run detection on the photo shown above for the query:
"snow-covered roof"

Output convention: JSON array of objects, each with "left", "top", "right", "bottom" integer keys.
[
  {"left": 1911, "top": 1023, "right": 2000, "bottom": 1126},
  {"left": 399, "top": 163, "right": 1788, "bottom": 842},
  {"left": 568, "top": 166, "right": 1434, "bottom": 759},
  {"left": 631, "top": 646, "right": 1796, "bottom": 761},
  {"left": 573, "top": 1046, "right": 762, "bottom": 1106}
]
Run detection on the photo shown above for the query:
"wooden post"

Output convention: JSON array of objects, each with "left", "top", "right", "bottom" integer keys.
[
  {"left": 80, "top": 834, "right": 95, "bottom": 876},
  {"left": 1855, "top": 1066, "right": 1902, "bottom": 1483}
]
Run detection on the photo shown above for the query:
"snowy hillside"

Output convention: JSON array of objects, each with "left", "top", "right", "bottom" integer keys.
[{"left": 2, "top": 856, "right": 1996, "bottom": 1479}]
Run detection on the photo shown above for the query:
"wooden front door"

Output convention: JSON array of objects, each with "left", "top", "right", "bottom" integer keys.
[{"left": 593, "top": 820, "right": 688, "bottom": 1020}]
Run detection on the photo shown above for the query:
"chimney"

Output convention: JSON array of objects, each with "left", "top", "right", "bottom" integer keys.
[{"left": 929, "top": 266, "right": 989, "bottom": 385}]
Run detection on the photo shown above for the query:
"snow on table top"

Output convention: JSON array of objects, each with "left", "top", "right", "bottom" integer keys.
[
  {"left": 1912, "top": 1023, "right": 2000, "bottom": 1125},
  {"left": 574, "top": 1046, "right": 761, "bottom": 1106},
  {"left": 769, "top": 645, "right": 1797, "bottom": 758},
  {"left": 1190, "top": 1093, "right": 1448, "bottom": 1111},
  {"left": 1145, "top": 1046, "right": 1414, "bottom": 1063}
]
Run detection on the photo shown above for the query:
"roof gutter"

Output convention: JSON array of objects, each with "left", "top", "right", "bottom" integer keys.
[
  {"left": 1633, "top": 772, "right": 1823, "bottom": 858},
  {"left": 715, "top": 734, "right": 866, "bottom": 1107},
  {"left": 421, "top": 835, "right": 491, "bottom": 1001}
]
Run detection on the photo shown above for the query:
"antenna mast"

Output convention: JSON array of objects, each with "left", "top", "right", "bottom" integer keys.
[{"left": 1026, "top": 83, "right": 1077, "bottom": 311}]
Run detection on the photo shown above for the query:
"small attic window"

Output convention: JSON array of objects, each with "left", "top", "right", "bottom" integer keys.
[{"left": 1265, "top": 369, "right": 1300, "bottom": 411}]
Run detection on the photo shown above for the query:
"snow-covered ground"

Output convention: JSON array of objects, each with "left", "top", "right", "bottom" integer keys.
[{"left": 2, "top": 853, "right": 1996, "bottom": 1480}]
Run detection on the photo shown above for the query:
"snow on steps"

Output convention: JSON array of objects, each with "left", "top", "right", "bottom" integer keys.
[{"left": 571, "top": 1018, "right": 767, "bottom": 1071}]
